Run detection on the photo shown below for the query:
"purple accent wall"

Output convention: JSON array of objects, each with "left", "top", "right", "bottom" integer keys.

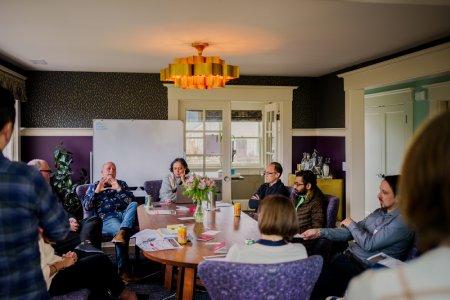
[
  {"left": 21, "top": 136, "right": 92, "bottom": 181},
  {"left": 292, "top": 136, "right": 345, "bottom": 179}
]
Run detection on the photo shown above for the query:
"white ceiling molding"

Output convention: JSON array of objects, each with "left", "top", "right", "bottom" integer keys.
[{"left": 338, "top": 43, "right": 450, "bottom": 90}]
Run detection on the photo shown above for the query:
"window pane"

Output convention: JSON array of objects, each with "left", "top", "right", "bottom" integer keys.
[
  {"left": 205, "top": 133, "right": 221, "bottom": 155},
  {"left": 186, "top": 138, "right": 203, "bottom": 155},
  {"left": 231, "top": 122, "right": 260, "bottom": 137},
  {"left": 186, "top": 156, "right": 203, "bottom": 167},
  {"left": 233, "top": 138, "right": 261, "bottom": 165},
  {"left": 186, "top": 110, "right": 203, "bottom": 131},
  {"left": 186, "top": 132, "right": 203, "bottom": 138},
  {"left": 205, "top": 171, "right": 221, "bottom": 178},
  {"left": 205, "top": 155, "right": 221, "bottom": 167},
  {"left": 205, "top": 110, "right": 222, "bottom": 131}
]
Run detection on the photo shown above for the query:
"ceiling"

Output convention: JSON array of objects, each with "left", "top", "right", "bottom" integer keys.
[{"left": 0, "top": 0, "right": 449, "bottom": 76}]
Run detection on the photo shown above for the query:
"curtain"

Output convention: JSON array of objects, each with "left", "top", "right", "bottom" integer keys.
[
  {"left": 231, "top": 110, "right": 262, "bottom": 122},
  {"left": 0, "top": 68, "right": 26, "bottom": 101}
]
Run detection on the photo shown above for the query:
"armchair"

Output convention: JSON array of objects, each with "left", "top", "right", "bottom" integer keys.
[{"left": 198, "top": 256, "right": 323, "bottom": 300}]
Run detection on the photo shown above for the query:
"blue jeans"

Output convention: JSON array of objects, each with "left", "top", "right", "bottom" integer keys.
[
  {"left": 102, "top": 202, "right": 137, "bottom": 272},
  {"left": 102, "top": 202, "right": 138, "bottom": 236}
]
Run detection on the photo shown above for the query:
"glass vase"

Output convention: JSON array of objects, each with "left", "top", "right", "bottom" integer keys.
[{"left": 194, "top": 200, "right": 204, "bottom": 223}]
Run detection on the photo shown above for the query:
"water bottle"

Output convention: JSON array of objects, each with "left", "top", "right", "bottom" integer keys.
[{"left": 145, "top": 194, "right": 153, "bottom": 209}]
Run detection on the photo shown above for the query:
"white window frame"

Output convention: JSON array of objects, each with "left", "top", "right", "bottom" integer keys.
[
  {"left": 231, "top": 119, "right": 263, "bottom": 168},
  {"left": 167, "top": 85, "right": 295, "bottom": 185}
]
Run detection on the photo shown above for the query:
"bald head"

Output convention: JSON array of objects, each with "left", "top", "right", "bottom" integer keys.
[
  {"left": 28, "top": 159, "right": 51, "bottom": 183},
  {"left": 101, "top": 162, "right": 117, "bottom": 179}
]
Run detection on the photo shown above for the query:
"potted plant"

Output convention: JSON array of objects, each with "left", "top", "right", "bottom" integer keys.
[{"left": 52, "top": 143, "right": 82, "bottom": 217}]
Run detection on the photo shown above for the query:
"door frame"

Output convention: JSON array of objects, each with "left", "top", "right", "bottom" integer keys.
[
  {"left": 179, "top": 100, "right": 232, "bottom": 202},
  {"left": 364, "top": 88, "right": 413, "bottom": 216},
  {"left": 166, "top": 84, "right": 296, "bottom": 185},
  {"left": 338, "top": 42, "right": 450, "bottom": 220}
]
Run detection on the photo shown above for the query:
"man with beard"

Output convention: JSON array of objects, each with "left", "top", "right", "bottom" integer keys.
[
  {"left": 301, "top": 175, "right": 414, "bottom": 298},
  {"left": 292, "top": 170, "right": 325, "bottom": 234}
]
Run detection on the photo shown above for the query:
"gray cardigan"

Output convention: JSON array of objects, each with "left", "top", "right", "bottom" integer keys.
[
  {"left": 320, "top": 208, "right": 414, "bottom": 265},
  {"left": 159, "top": 173, "right": 182, "bottom": 202}
]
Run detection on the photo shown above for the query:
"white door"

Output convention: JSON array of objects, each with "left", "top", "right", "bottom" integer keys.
[
  {"left": 180, "top": 101, "right": 232, "bottom": 202},
  {"left": 364, "top": 91, "right": 413, "bottom": 216},
  {"left": 264, "top": 103, "right": 280, "bottom": 164}
]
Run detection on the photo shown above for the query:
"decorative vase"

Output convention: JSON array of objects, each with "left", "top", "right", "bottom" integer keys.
[
  {"left": 194, "top": 200, "right": 204, "bottom": 223},
  {"left": 323, "top": 163, "right": 330, "bottom": 178}
]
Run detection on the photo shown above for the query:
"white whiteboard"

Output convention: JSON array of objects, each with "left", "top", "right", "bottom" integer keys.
[{"left": 93, "top": 119, "right": 184, "bottom": 187}]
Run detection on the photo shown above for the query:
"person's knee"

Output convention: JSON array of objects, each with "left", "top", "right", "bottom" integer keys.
[
  {"left": 127, "top": 201, "right": 138, "bottom": 210},
  {"left": 83, "top": 216, "right": 102, "bottom": 228}
]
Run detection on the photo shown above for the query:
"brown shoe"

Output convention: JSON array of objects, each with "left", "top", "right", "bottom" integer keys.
[
  {"left": 112, "top": 229, "right": 127, "bottom": 244},
  {"left": 120, "top": 272, "right": 139, "bottom": 284}
]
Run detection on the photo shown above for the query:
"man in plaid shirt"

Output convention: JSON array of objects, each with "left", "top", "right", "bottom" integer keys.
[{"left": 0, "top": 87, "right": 69, "bottom": 299}]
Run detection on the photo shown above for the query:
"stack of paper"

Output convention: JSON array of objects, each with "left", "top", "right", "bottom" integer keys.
[
  {"left": 132, "top": 229, "right": 181, "bottom": 252},
  {"left": 213, "top": 241, "right": 228, "bottom": 254},
  {"left": 367, "top": 252, "right": 405, "bottom": 268},
  {"left": 197, "top": 230, "right": 220, "bottom": 242}
]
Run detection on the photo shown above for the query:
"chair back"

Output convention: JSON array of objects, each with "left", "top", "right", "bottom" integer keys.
[
  {"left": 198, "top": 256, "right": 323, "bottom": 300},
  {"left": 324, "top": 194, "right": 339, "bottom": 228},
  {"left": 144, "top": 180, "right": 163, "bottom": 202},
  {"left": 76, "top": 184, "right": 93, "bottom": 219},
  {"left": 51, "top": 288, "right": 90, "bottom": 300},
  {"left": 403, "top": 234, "right": 420, "bottom": 261}
]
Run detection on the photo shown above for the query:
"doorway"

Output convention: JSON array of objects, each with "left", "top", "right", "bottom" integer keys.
[
  {"left": 364, "top": 89, "right": 413, "bottom": 215},
  {"left": 167, "top": 85, "right": 296, "bottom": 203}
]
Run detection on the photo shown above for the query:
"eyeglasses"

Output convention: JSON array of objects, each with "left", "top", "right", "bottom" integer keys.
[
  {"left": 40, "top": 170, "right": 51, "bottom": 174},
  {"left": 263, "top": 171, "right": 276, "bottom": 176},
  {"left": 293, "top": 182, "right": 304, "bottom": 187}
]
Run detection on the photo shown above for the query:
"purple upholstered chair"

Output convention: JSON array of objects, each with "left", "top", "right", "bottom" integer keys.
[
  {"left": 143, "top": 180, "right": 163, "bottom": 202},
  {"left": 323, "top": 194, "right": 339, "bottom": 228},
  {"left": 51, "top": 289, "right": 90, "bottom": 300},
  {"left": 198, "top": 256, "right": 323, "bottom": 300},
  {"left": 76, "top": 184, "right": 93, "bottom": 219}
]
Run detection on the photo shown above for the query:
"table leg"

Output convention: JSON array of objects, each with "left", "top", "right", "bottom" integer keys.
[
  {"left": 176, "top": 266, "right": 185, "bottom": 300},
  {"left": 182, "top": 267, "right": 196, "bottom": 300},
  {"left": 164, "top": 265, "right": 174, "bottom": 290}
]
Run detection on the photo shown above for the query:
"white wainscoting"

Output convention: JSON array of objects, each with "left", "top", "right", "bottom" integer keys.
[
  {"left": 292, "top": 128, "right": 346, "bottom": 137},
  {"left": 20, "top": 128, "right": 93, "bottom": 136}
]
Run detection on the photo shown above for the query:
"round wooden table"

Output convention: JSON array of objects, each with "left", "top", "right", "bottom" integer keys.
[{"left": 137, "top": 203, "right": 260, "bottom": 300}]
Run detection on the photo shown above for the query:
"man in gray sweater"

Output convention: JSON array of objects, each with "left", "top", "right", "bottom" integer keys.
[{"left": 300, "top": 175, "right": 414, "bottom": 298}]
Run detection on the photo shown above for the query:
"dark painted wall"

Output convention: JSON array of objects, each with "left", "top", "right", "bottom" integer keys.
[
  {"left": 22, "top": 71, "right": 343, "bottom": 128},
  {"left": 21, "top": 136, "right": 92, "bottom": 181},
  {"left": 315, "top": 75, "right": 345, "bottom": 128},
  {"left": 292, "top": 136, "right": 345, "bottom": 179}
]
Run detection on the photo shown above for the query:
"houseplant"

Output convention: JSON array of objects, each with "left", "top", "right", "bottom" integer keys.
[
  {"left": 52, "top": 143, "right": 82, "bottom": 217},
  {"left": 183, "top": 174, "right": 217, "bottom": 222}
]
